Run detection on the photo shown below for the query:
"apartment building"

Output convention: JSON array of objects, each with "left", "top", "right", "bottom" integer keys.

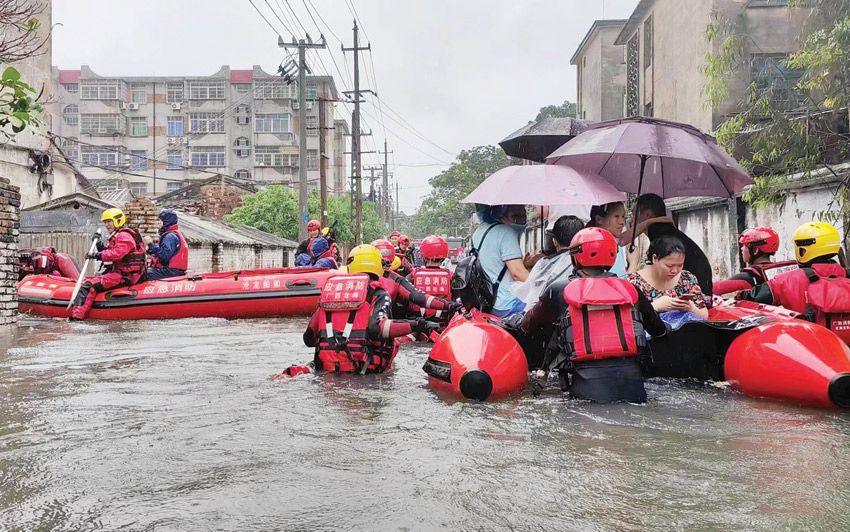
[
  {"left": 53, "top": 65, "right": 349, "bottom": 197},
  {"left": 332, "top": 119, "right": 350, "bottom": 195},
  {"left": 574, "top": 0, "right": 807, "bottom": 131},
  {"left": 572, "top": 19, "right": 627, "bottom": 122}
]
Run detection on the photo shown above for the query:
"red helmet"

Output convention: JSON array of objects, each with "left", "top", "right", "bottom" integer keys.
[
  {"left": 568, "top": 227, "right": 618, "bottom": 268},
  {"left": 739, "top": 227, "right": 779, "bottom": 256},
  {"left": 399, "top": 234, "right": 411, "bottom": 246},
  {"left": 420, "top": 235, "right": 448, "bottom": 260},
  {"left": 388, "top": 230, "right": 401, "bottom": 239},
  {"left": 307, "top": 219, "right": 320, "bottom": 231},
  {"left": 371, "top": 239, "right": 396, "bottom": 263}
]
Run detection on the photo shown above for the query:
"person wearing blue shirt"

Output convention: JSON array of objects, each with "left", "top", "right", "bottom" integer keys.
[
  {"left": 144, "top": 210, "right": 188, "bottom": 280},
  {"left": 471, "top": 204, "right": 532, "bottom": 318}
]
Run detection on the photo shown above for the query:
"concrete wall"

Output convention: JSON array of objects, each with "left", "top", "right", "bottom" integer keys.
[
  {"left": 576, "top": 25, "right": 626, "bottom": 122},
  {"left": 577, "top": 35, "right": 603, "bottom": 121},
  {"left": 1, "top": 0, "right": 77, "bottom": 208},
  {"left": 0, "top": 179, "right": 21, "bottom": 329}
]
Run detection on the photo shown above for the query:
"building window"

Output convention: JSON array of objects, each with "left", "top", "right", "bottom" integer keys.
[
  {"left": 130, "top": 117, "right": 147, "bottom": 137},
  {"left": 255, "top": 146, "right": 295, "bottom": 167},
  {"left": 80, "top": 114, "right": 126, "bottom": 135},
  {"left": 254, "top": 80, "right": 293, "bottom": 99},
  {"left": 129, "top": 182, "right": 148, "bottom": 195},
  {"left": 63, "top": 104, "right": 79, "bottom": 125},
  {"left": 167, "top": 150, "right": 183, "bottom": 170},
  {"left": 63, "top": 83, "right": 79, "bottom": 93},
  {"left": 751, "top": 54, "right": 806, "bottom": 111},
  {"left": 167, "top": 116, "right": 184, "bottom": 136},
  {"left": 306, "top": 84, "right": 318, "bottom": 101},
  {"left": 60, "top": 137, "right": 79, "bottom": 161},
  {"left": 131, "top": 84, "right": 147, "bottom": 104},
  {"left": 167, "top": 82, "right": 184, "bottom": 103},
  {"left": 189, "top": 112, "right": 225, "bottom": 133},
  {"left": 254, "top": 113, "right": 290, "bottom": 133},
  {"left": 166, "top": 181, "right": 183, "bottom": 192},
  {"left": 234, "top": 137, "right": 251, "bottom": 157},
  {"left": 80, "top": 145, "right": 122, "bottom": 167},
  {"left": 643, "top": 16, "right": 653, "bottom": 68},
  {"left": 306, "top": 115, "right": 318, "bottom": 137},
  {"left": 188, "top": 80, "right": 225, "bottom": 100},
  {"left": 234, "top": 169, "right": 251, "bottom": 180},
  {"left": 626, "top": 34, "right": 640, "bottom": 116},
  {"left": 236, "top": 84, "right": 251, "bottom": 93},
  {"left": 235, "top": 104, "right": 251, "bottom": 125},
  {"left": 191, "top": 147, "right": 225, "bottom": 167},
  {"left": 80, "top": 79, "right": 125, "bottom": 100},
  {"left": 307, "top": 149, "right": 318, "bottom": 170},
  {"left": 129, "top": 150, "right": 147, "bottom": 171}
]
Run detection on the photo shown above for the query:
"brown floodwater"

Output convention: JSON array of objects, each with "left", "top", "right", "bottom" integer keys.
[{"left": 1, "top": 316, "right": 849, "bottom": 531}]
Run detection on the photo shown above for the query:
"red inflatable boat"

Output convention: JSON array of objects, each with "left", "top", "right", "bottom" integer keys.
[
  {"left": 18, "top": 267, "right": 338, "bottom": 320},
  {"left": 424, "top": 309, "right": 528, "bottom": 401},
  {"left": 426, "top": 302, "right": 850, "bottom": 409}
]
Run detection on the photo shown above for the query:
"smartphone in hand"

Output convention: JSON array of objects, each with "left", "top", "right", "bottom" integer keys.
[{"left": 678, "top": 293, "right": 697, "bottom": 301}]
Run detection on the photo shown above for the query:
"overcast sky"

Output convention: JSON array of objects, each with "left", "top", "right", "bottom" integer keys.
[{"left": 53, "top": 0, "right": 639, "bottom": 213}]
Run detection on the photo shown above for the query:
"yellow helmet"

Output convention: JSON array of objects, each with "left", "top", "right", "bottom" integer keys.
[
  {"left": 390, "top": 256, "right": 402, "bottom": 271},
  {"left": 346, "top": 244, "right": 383, "bottom": 278},
  {"left": 321, "top": 227, "right": 330, "bottom": 236},
  {"left": 101, "top": 208, "right": 126, "bottom": 228},
  {"left": 792, "top": 221, "right": 841, "bottom": 263}
]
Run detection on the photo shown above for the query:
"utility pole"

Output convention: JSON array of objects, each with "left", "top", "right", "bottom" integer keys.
[
  {"left": 342, "top": 21, "right": 371, "bottom": 245},
  {"left": 379, "top": 139, "right": 392, "bottom": 226},
  {"left": 318, "top": 93, "right": 328, "bottom": 227},
  {"left": 279, "top": 34, "right": 327, "bottom": 241},
  {"left": 395, "top": 179, "right": 399, "bottom": 231}
]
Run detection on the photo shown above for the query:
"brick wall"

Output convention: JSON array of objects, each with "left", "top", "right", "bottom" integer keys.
[
  {"left": 0, "top": 178, "right": 22, "bottom": 329},
  {"left": 124, "top": 197, "right": 160, "bottom": 236}
]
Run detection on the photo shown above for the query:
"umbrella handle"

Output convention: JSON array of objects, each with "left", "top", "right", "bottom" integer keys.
[{"left": 629, "top": 155, "right": 649, "bottom": 254}]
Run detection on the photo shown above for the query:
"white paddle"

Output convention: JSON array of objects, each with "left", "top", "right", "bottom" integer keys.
[{"left": 67, "top": 229, "right": 102, "bottom": 309}]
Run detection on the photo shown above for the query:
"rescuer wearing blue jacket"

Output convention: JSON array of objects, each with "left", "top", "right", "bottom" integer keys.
[{"left": 144, "top": 210, "right": 189, "bottom": 280}]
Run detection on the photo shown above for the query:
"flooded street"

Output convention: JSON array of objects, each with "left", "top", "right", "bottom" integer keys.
[{"left": 1, "top": 317, "right": 849, "bottom": 531}]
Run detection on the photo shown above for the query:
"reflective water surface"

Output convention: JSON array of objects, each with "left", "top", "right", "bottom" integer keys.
[{"left": 1, "top": 316, "right": 850, "bottom": 531}]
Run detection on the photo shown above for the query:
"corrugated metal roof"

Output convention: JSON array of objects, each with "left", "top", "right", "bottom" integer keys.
[
  {"left": 98, "top": 188, "right": 136, "bottom": 205},
  {"left": 177, "top": 212, "right": 298, "bottom": 248}
]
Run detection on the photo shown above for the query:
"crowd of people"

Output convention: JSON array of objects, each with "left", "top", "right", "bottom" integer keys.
[{"left": 29, "top": 201, "right": 850, "bottom": 404}]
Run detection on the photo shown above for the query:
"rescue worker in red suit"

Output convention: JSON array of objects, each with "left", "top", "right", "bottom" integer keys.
[
  {"left": 278, "top": 245, "right": 440, "bottom": 377},
  {"left": 371, "top": 239, "right": 458, "bottom": 317},
  {"left": 714, "top": 227, "right": 796, "bottom": 295},
  {"left": 519, "top": 227, "right": 667, "bottom": 403},
  {"left": 70, "top": 208, "right": 147, "bottom": 321},
  {"left": 144, "top": 210, "right": 188, "bottom": 280},
  {"left": 405, "top": 235, "right": 454, "bottom": 327},
  {"left": 738, "top": 222, "right": 850, "bottom": 343},
  {"left": 296, "top": 219, "right": 322, "bottom": 256}
]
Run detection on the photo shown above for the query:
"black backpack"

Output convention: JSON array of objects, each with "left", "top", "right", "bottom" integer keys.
[{"left": 451, "top": 223, "right": 508, "bottom": 312}]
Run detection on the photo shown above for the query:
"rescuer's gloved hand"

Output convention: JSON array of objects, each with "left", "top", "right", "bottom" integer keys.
[{"left": 412, "top": 318, "right": 440, "bottom": 334}]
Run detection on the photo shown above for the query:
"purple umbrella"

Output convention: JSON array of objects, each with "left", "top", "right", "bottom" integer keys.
[
  {"left": 545, "top": 117, "right": 753, "bottom": 199},
  {"left": 462, "top": 164, "right": 625, "bottom": 206}
]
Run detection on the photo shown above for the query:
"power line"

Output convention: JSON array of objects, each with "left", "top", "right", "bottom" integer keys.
[{"left": 248, "top": 0, "right": 284, "bottom": 38}]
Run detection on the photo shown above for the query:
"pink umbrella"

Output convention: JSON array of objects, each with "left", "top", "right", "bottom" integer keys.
[
  {"left": 546, "top": 117, "right": 753, "bottom": 198},
  {"left": 462, "top": 164, "right": 625, "bottom": 206}
]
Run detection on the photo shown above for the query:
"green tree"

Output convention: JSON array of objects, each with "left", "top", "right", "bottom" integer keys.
[
  {"left": 534, "top": 100, "right": 577, "bottom": 122},
  {"left": 0, "top": 1, "right": 48, "bottom": 139},
  {"left": 0, "top": 67, "right": 43, "bottom": 139},
  {"left": 412, "top": 145, "right": 516, "bottom": 236},
  {"left": 702, "top": 0, "right": 850, "bottom": 213},
  {"left": 226, "top": 185, "right": 385, "bottom": 245}
]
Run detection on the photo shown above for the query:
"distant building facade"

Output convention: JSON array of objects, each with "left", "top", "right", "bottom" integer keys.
[
  {"left": 52, "top": 65, "right": 349, "bottom": 198},
  {"left": 572, "top": 19, "right": 628, "bottom": 122},
  {"left": 574, "top": 0, "right": 808, "bottom": 131},
  {"left": 333, "top": 119, "right": 350, "bottom": 195}
]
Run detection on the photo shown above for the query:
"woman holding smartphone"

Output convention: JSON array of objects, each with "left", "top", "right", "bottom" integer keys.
[{"left": 627, "top": 235, "right": 709, "bottom": 319}]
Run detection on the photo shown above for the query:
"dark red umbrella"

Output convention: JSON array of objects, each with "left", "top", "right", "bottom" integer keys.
[{"left": 546, "top": 117, "right": 753, "bottom": 198}]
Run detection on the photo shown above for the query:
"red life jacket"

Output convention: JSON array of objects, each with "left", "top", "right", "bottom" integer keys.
[
  {"left": 151, "top": 225, "right": 189, "bottom": 270},
  {"left": 314, "top": 273, "right": 397, "bottom": 373},
  {"left": 107, "top": 227, "right": 147, "bottom": 280},
  {"left": 770, "top": 263, "right": 850, "bottom": 344},
  {"left": 408, "top": 267, "right": 452, "bottom": 321},
  {"left": 561, "top": 275, "right": 645, "bottom": 362},
  {"left": 769, "top": 262, "right": 847, "bottom": 314},
  {"left": 742, "top": 260, "right": 798, "bottom": 284}
]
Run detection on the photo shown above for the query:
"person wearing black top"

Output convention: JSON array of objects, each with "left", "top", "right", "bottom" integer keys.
[{"left": 634, "top": 193, "right": 714, "bottom": 296}]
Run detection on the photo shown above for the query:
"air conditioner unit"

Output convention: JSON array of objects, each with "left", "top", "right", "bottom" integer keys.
[
  {"left": 306, "top": 101, "right": 313, "bottom": 111},
  {"left": 127, "top": 103, "right": 139, "bottom": 111},
  {"left": 119, "top": 102, "right": 128, "bottom": 110},
  {"left": 292, "top": 101, "right": 299, "bottom": 110},
  {"left": 167, "top": 137, "right": 175, "bottom": 145},
  {"left": 171, "top": 102, "right": 181, "bottom": 111}
]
